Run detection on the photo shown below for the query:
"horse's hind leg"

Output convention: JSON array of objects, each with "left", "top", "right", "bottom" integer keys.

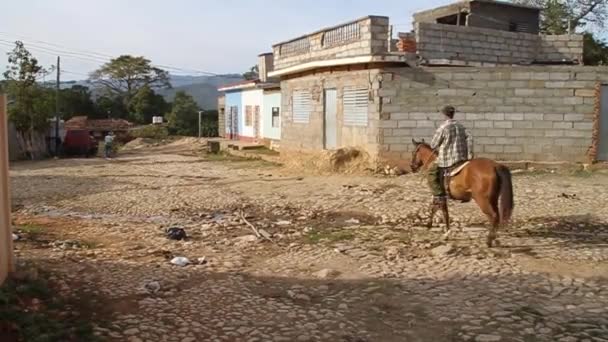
[
  {"left": 473, "top": 195, "right": 499, "bottom": 247},
  {"left": 426, "top": 199, "right": 438, "bottom": 229}
]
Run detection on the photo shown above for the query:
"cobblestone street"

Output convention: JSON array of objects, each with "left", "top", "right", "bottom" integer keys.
[{"left": 9, "top": 142, "right": 608, "bottom": 342}]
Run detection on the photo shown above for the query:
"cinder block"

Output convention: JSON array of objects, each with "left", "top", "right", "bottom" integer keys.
[
  {"left": 564, "top": 130, "right": 588, "bottom": 138},
  {"left": 486, "top": 129, "right": 506, "bottom": 137},
  {"left": 543, "top": 114, "right": 564, "bottom": 121},
  {"left": 574, "top": 89, "right": 596, "bottom": 97},
  {"left": 573, "top": 122, "right": 593, "bottom": 130},
  {"left": 496, "top": 137, "right": 516, "bottom": 145},
  {"left": 515, "top": 89, "right": 535, "bottom": 96},
  {"left": 564, "top": 114, "right": 585, "bottom": 121},
  {"left": 466, "top": 113, "right": 486, "bottom": 121},
  {"left": 575, "top": 73, "right": 598, "bottom": 81},
  {"left": 475, "top": 121, "right": 493, "bottom": 128},
  {"left": 485, "top": 113, "right": 505, "bottom": 121},
  {"left": 398, "top": 120, "right": 417, "bottom": 128},
  {"left": 564, "top": 97, "right": 584, "bottom": 105},
  {"left": 524, "top": 113, "right": 543, "bottom": 121},
  {"left": 379, "top": 121, "right": 398, "bottom": 128},
  {"left": 553, "top": 122, "right": 573, "bottom": 129},
  {"left": 504, "top": 146, "right": 523, "bottom": 153},
  {"left": 532, "top": 121, "right": 554, "bottom": 129},
  {"left": 549, "top": 72, "right": 571, "bottom": 80},
  {"left": 504, "top": 113, "right": 524, "bottom": 121},
  {"left": 544, "top": 130, "right": 564, "bottom": 137},
  {"left": 494, "top": 121, "right": 513, "bottom": 129},
  {"left": 485, "top": 145, "right": 504, "bottom": 153},
  {"left": 514, "top": 121, "right": 533, "bottom": 129},
  {"left": 416, "top": 120, "right": 436, "bottom": 128}
]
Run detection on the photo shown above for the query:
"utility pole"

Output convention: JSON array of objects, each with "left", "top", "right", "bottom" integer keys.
[
  {"left": 55, "top": 56, "right": 60, "bottom": 156},
  {"left": 198, "top": 111, "right": 202, "bottom": 138}
]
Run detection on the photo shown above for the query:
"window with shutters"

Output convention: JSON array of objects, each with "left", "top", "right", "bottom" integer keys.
[
  {"left": 343, "top": 87, "right": 368, "bottom": 126},
  {"left": 292, "top": 90, "right": 311, "bottom": 124},
  {"left": 245, "top": 105, "right": 253, "bottom": 127}
]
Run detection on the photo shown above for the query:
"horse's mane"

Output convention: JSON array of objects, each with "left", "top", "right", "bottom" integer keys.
[{"left": 416, "top": 141, "right": 432, "bottom": 150}]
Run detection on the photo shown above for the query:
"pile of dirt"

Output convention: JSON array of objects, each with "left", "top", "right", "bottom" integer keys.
[
  {"left": 122, "top": 137, "right": 156, "bottom": 150},
  {"left": 279, "top": 147, "right": 374, "bottom": 174},
  {"left": 165, "top": 137, "right": 208, "bottom": 147}
]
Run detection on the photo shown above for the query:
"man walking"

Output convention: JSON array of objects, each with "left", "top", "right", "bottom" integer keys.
[
  {"left": 428, "top": 106, "right": 473, "bottom": 207},
  {"left": 104, "top": 131, "right": 114, "bottom": 159}
]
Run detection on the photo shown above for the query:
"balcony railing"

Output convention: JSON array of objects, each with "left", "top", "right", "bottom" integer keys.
[
  {"left": 272, "top": 16, "right": 390, "bottom": 71},
  {"left": 322, "top": 22, "right": 361, "bottom": 48}
]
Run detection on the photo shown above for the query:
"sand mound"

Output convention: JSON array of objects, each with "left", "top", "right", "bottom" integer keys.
[{"left": 279, "top": 147, "right": 374, "bottom": 174}]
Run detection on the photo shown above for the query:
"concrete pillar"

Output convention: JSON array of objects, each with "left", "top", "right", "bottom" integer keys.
[
  {"left": 0, "top": 94, "right": 15, "bottom": 284},
  {"left": 258, "top": 53, "right": 274, "bottom": 82}
]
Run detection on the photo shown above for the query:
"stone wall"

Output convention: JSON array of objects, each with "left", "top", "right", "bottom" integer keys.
[
  {"left": 378, "top": 66, "right": 608, "bottom": 165},
  {"left": 416, "top": 23, "right": 583, "bottom": 65},
  {"left": 273, "top": 16, "right": 389, "bottom": 71},
  {"left": 280, "top": 67, "right": 382, "bottom": 160}
]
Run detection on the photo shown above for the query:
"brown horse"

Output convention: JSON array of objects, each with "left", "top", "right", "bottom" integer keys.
[{"left": 409, "top": 139, "right": 514, "bottom": 247}]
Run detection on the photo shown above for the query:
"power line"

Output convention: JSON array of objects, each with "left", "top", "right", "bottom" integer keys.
[{"left": 0, "top": 33, "right": 243, "bottom": 78}]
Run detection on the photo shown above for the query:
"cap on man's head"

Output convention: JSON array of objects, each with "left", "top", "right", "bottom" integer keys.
[{"left": 441, "top": 105, "right": 456, "bottom": 118}]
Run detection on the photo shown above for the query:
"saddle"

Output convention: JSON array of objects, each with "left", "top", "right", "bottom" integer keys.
[{"left": 443, "top": 161, "right": 470, "bottom": 200}]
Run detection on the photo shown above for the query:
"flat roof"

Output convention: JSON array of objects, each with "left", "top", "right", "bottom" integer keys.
[
  {"left": 272, "top": 15, "right": 389, "bottom": 48},
  {"left": 413, "top": 0, "right": 540, "bottom": 18},
  {"left": 218, "top": 80, "right": 280, "bottom": 92}
]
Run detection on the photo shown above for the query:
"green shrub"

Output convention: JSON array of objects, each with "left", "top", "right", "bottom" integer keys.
[{"left": 131, "top": 125, "right": 169, "bottom": 139}]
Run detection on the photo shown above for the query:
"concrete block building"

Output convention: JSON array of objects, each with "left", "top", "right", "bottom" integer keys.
[{"left": 266, "top": 1, "right": 608, "bottom": 168}]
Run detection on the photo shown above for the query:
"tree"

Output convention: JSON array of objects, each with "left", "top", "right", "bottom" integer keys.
[
  {"left": 3, "top": 41, "right": 53, "bottom": 159},
  {"left": 95, "top": 95, "right": 128, "bottom": 119},
  {"left": 59, "top": 85, "right": 96, "bottom": 120},
  {"left": 128, "top": 85, "right": 169, "bottom": 124},
  {"left": 514, "top": 0, "right": 608, "bottom": 32},
  {"left": 166, "top": 91, "right": 199, "bottom": 136},
  {"left": 515, "top": 0, "right": 608, "bottom": 65},
  {"left": 583, "top": 32, "right": 608, "bottom": 65},
  {"left": 89, "top": 55, "right": 171, "bottom": 107},
  {"left": 242, "top": 65, "right": 259, "bottom": 80}
]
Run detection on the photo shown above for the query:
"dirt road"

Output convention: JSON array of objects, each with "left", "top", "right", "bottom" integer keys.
[{"left": 9, "top": 141, "right": 608, "bottom": 341}]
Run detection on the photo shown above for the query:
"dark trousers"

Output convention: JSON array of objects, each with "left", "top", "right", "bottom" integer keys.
[{"left": 427, "top": 163, "right": 446, "bottom": 197}]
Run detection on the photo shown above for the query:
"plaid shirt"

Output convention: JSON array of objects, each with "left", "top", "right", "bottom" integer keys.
[{"left": 430, "top": 119, "right": 473, "bottom": 168}]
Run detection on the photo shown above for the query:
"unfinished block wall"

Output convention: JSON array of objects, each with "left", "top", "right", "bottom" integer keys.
[
  {"left": 378, "top": 66, "right": 608, "bottom": 165},
  {"left": 416, "top": 23, "right": 583, "bottom": 65}
]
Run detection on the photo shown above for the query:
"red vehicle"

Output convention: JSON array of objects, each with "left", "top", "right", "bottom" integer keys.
[{"left": 63, "top": 130, "right": 98, "bottom": 157}]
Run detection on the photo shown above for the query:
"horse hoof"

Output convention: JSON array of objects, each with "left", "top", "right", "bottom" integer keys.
[{"left": 494, "top": 240, "right": 501, "bottom": 247}]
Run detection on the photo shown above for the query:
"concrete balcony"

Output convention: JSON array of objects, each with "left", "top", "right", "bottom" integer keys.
[{"left": 269, "top": 16, "right": 411, "bottom": 77}]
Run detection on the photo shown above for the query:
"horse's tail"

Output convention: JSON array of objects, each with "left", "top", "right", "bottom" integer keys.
[{"left": 496, "top": 165, "right": 514, "bottom": 224}]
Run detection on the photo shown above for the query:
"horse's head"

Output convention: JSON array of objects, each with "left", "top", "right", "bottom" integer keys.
[{"left": 410, "top": 138, "right": 433, "bottom": 173}]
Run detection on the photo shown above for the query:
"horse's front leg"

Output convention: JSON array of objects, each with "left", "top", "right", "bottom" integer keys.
[{"left": 438, "top": 198, "right": 453, "bottom": 240}]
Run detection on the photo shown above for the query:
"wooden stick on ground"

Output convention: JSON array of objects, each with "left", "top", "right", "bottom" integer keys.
[
  {"left": 239, "top": 211, "right": 279, "bottom": 246},
  {"left": 240, "top": 211, "right": 261, "bottom": 238}
]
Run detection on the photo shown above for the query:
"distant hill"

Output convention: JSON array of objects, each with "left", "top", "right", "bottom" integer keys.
[
  {"left": 158, "top": 74, "right": 243, "bottom": 110},
  {"left": 58, "top": 74, "right": 243, "bottom": 110}
]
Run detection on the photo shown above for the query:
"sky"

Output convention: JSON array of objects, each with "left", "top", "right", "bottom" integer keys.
[{"left": 0, "top": 0, "right": 453, "bottom": 81}]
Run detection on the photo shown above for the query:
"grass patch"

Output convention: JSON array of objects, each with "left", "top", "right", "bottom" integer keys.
[
  {"left": 0, "top": 270, "right": 100, "bottom": 342},
  {"left": 17, "top": 224, "right": 44, "bottom": 235},
  {"left": 244, "top": 148, "right": 280, "bottom": 156},
  {"left": 305, "top": 229, "right": 355, "bottom": 244}
]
